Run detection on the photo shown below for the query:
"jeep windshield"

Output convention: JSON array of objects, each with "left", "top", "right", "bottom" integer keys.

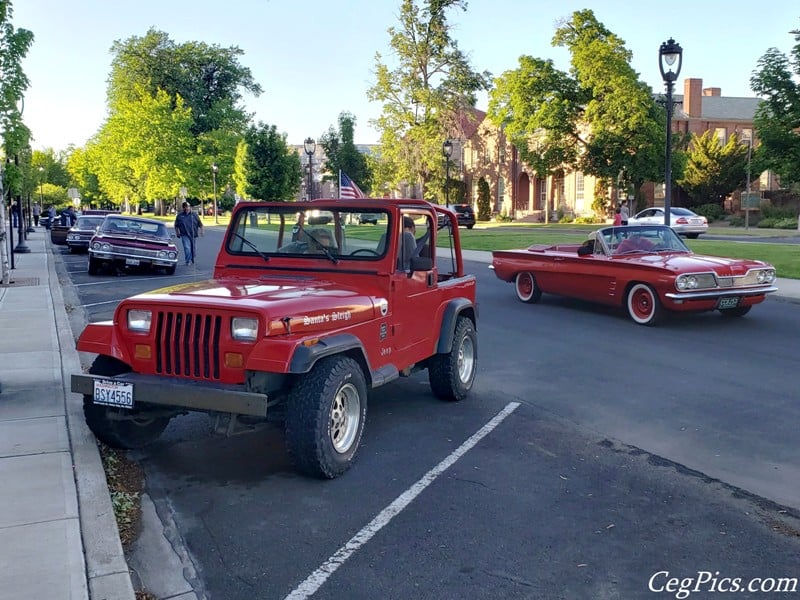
[{"left": 225, "top": 205, "right": 391, "bottom": 261}]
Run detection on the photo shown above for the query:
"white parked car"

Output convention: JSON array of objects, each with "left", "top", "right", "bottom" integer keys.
[{"left": 628, "top": 207, "right": 708, "bottom": 238}]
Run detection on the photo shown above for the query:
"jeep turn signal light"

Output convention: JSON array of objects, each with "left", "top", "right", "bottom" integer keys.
[
  {"left": 224, "top": 353, "right": 244, "bottom": 368},
  {"left": 134, "top": 344, "right": 152, "bottom": 360}
]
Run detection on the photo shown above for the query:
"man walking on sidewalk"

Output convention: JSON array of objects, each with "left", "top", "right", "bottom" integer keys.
[{"left": 174, "top": 201, "right": 203, "bottom": 265}]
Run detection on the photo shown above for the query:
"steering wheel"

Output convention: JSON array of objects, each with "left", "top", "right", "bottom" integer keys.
[{"left": 350, "top": 248, "right": 380, "bottom": 256}]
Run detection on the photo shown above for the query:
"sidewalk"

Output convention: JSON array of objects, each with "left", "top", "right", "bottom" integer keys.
[
  {"left": 0, "top": 229, "right": 135, "bottom": 600},
  {"left": 0, "top": 231, "right": 797, "bottom": 600}
]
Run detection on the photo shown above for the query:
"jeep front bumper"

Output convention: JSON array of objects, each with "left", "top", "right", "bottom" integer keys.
[{"left": 71, "top": 373, "right": 268, "bottom": 417}]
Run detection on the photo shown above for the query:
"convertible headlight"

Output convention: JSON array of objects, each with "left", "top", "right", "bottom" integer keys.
[
  {"left": 127, "top": 309, "right": 152, "bottom": 333},
  {"left": 757, "top": 269, "right": 776, "bottom": 283},
  {"left": 676, "top": 275, "right": 698, "bottom": 290},
  {"left": 231, "top": 317, "right": 258, "bottom": 342}
]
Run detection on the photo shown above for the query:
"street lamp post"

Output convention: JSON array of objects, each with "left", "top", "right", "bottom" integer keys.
[
  {"left": 304, "top": 138, "right": 316, "bottom": 200},
  {"left": 659, "top": 37, "right": 683, "bottom": 227},
  {"left": 211, "top": 163, "right": 219, "bottom": 224},
  {"left": 443, "top": 139, "right": 453, "bottom": 207}
]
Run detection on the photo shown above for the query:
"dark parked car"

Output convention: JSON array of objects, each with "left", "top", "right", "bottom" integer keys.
[
  {"left": 452, "top": 204, "right": 476, "bottom": 229},
  {"left": 88, "top": 215, "right": 179, "bottom": 275},
  {"left": 358, "top": 213, "right": 380, "bottom": 225},
  {"left": 66, "top": 216, "right": 106, "bottom": 253}
]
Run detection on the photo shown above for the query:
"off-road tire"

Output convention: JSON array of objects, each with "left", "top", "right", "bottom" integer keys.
[
  {"left": 719, "top": 305, "right": 751, "bottom": 318},
  {"left": 428, "top": 316, "right": 477, "bottom": 401},
  {"left": 515, "top": 271, "right": 542, "bottom": 304},
  {"left": 83, "top": 355, "right": 170, "bottom": 449},
  {"left": 285, "top": 356, "right": 368, "bottom": 479},
  {"left": 626, "top": 283, "right": 664, "bottom": 326}
]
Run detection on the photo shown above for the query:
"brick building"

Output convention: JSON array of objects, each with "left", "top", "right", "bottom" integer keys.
[{"left": 458, "top": 78, "right": 773, "bottom": 221}]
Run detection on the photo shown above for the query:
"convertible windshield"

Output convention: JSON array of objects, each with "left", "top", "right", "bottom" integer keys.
[
  {"left": 226, "top": 205, "right": 391, "bottom": 260},
  {"left": 596, "top": 225, "right": 691, "bottom": 256}
]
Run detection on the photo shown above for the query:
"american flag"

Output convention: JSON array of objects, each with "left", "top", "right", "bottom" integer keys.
[{"left": 340, "top": 171, "right": 365, "bottom": 199}]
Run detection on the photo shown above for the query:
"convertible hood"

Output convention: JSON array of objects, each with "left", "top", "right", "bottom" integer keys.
[
  {"left": 630, "top": 253, "right": 769, "bottom": 275},
  {"left": 123, "top": 276, "right": 387, "bottom": 335}
]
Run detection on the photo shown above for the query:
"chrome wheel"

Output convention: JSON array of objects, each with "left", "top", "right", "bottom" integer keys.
[{"left": 330, "top": 383, "right": 361, "bottom": 454}]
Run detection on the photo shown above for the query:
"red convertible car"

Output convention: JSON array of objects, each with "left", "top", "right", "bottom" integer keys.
[{"left": 490, "top": 225, "right": 778, "bottom": 325}]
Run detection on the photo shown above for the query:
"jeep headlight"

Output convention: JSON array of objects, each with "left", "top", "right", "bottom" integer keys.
[
  {"left": 232, "top": 317, "right": 258, "bottom": 341},
  {"left": 127, "top": 309, "right": 152, "bottom": 333}
]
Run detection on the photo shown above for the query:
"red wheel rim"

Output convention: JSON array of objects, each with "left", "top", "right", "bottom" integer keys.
[
  {"left": 631, "top": 287, "right": 654, "bottom": 320},
  {"left": 517, "top": 273, "right": 533, "bottom": 299}
]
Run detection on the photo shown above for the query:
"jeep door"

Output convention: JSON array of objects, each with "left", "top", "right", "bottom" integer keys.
[{"left": 390, "top": 211, "right": 439, "bottom": 365}]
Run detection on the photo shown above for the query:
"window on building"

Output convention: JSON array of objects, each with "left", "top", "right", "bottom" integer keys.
[
  {"left": 575, "top": 173, "right": 584, "bottom": 202},
  {"left": 497, "top": 178, "right": 505, "bottom": 212},
  {"left": 483, "top": 147, "right": 489, "bottom": 166},
  {"left": 741, "top": 128, "right": 753, "bottom": 143},
  {"left": 715, "top": 128, "right": 726, "bottom": 144},
  {"left": 538, "top": 180, "right": 546, "bottom": 210}
]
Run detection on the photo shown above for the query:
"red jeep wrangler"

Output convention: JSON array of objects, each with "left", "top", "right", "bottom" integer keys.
[{"left": 71, "top": 198, "right": 478, "bottom": 478}]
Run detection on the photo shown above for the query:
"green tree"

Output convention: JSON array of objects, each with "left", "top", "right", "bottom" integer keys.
[
  {"left": 368, "top": 0, "right": 490, "bottom": 201},
  {"left": 319, "top": 112, "right": 372, "bottom": 193},
  {"left": 678, "top": 130, "right": 748, "bottom": 207},
  {"left": 91, "top": 86, "right": 195, "bottom": 208},
  {"left": 65, "top": 147, "right": 103, "bottom": 207},
  {"left": 487, "top": 9, "right": 664, "bottom": 198},
  {"left": 0, "top": 0, "right": 33, "bottom": 205},
  {"left": 476, "top": 177, "right": 491, "bottom": 220},
  {"left": 242, "top": 123, "right": 302, "bottom": 201},
  {"left": 750, "top": 32, "right": 800, "bottom": 189},
  {"left": 108, "top": 28, "right": 261, "bottom": 136},
  {"left": 91, "top": 29, "right": 260, "bottom": 208}
]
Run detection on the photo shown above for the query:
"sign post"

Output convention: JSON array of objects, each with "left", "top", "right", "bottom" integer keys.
[{"left": 741, "top": 192, "right": 760, "bottom": 230}]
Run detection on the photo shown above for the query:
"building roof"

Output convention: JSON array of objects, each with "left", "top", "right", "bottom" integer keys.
[{"left": 672, "top": 94, "right": 762, "bottom": 121}]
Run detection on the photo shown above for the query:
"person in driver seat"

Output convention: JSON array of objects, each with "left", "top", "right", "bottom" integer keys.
[{"left": 305, "top": 228, "right": 334, "bottom": 254}]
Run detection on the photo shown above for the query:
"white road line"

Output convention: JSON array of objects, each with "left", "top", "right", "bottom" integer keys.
[{"left": 283, "top": 401, "right": 521, "bottom": 600}]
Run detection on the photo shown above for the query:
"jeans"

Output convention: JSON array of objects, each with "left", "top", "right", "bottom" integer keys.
[{"left": 179, "top": 235, "right": 195, "bottom": 263}]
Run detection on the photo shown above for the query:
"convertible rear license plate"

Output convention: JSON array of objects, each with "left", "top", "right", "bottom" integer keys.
[
  {"left": 125, "top": 258, "right": 140, "bottom": 266},
  {"left": 717, "top": 296, "right": 740, "bottom": 309},
  {"left": 93, "top": 379, "right": 134, "bottom": 409}
]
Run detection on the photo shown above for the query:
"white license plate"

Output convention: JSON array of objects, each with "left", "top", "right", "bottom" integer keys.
[
  {"left": 93, "top": 379, "right": 134, "bottom": 409},
  {"left": 717, "top": 297, "right": 740, "bottom": 309},
  {"left": 125, "top": 258, "right": 140, "bottom": 266}
]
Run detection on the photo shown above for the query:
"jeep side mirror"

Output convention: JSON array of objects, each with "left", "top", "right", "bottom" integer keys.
[{"left": 410, "top": 256, "right": 433, "bottom": 272}]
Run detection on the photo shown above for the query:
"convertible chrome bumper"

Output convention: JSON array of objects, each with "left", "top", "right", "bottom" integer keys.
[{"left": 664, "top": 286, "right": 778, "bottom": 300}]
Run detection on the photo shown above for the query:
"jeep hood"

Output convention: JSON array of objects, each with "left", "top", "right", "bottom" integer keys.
[{"left": 122, "top": 276, "right": 388, "bottom": 335}]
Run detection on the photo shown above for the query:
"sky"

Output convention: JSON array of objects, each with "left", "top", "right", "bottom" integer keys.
[{"left": 13, "top": 0, "right": 800, "bottom": 153}]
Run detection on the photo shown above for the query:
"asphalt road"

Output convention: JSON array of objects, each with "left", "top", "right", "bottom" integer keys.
[{"left": 56, "top": 228, "right": 800, "bottom": 600}]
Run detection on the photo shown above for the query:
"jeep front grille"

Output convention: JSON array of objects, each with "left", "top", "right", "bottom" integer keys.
[{"left": 154, "top": 311, "right": 222, "bottom": 380}]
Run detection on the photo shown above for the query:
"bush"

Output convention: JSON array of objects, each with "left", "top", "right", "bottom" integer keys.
[
  {"left": 575, "top": 215, "right": 603, "bottom": 224},
  {"left": 756, "top": 218, "right": 777, "bottom": 228},
  {"left": 727, "top": 215, "right": 744, "bottom": 227},
  {"left": 761, "top": 204, "right": 797, "bottom": 220},
  {"left": 558, "top": 214, "right": 574, "bottom": 223},
  {"left": 775, "top": 217, "right": 798, "bottom": 229},
  {"left": 693, "top": 203, "right": 724, "bottom": 222}
]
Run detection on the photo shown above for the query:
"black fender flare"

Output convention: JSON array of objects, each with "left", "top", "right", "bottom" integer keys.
[
  {"left": 436, "top": 299, "right": 477, "bottom": 354},
  {"left": 289, "top": 333, "right": 370, "bottom": 376}
]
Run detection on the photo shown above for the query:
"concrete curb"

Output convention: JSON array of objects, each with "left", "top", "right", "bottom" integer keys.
[{"left": 48, "top": 242, "right": 136, "bottom": 599}]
